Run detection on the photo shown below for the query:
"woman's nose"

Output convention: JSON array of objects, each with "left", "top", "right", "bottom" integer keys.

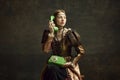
[{"left": 62, "top": 18, "right": 64, "bottom": 21}]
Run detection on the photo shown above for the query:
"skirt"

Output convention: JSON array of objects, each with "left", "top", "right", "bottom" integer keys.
[{"left": 40, "top": 63, "right": 71, "bottom": 80}]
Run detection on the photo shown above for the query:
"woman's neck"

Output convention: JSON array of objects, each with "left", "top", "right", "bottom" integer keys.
[
  {"left": 58, "top": 27, "right": 64, "bottom": 33},
  {"left": 58, "top": 26, "right": 64, "bottom": 31}
]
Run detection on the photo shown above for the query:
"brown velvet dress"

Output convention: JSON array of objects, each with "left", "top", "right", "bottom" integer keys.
[{"left": 41, "top": 28, "right": 85, "bottom": 80}]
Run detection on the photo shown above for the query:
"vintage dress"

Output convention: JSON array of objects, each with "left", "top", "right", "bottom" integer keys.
[{"left": 41, "top": 28, "right": 84, "bottom": 80}]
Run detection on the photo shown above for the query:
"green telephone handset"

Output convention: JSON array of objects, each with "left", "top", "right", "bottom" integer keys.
[{"left": 50, "top": 15, "right": 58, "bottom": 32}]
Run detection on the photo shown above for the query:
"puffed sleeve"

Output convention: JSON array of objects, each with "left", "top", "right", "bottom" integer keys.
[
  {"left": 41, "top": 29, "right": 50, "bottom": 44},
  {"left": 66, "top": 29, "right": 81, "bottom": 46},
  {"left": 66, "top": 29, "right": 85, "bottom": 54}
]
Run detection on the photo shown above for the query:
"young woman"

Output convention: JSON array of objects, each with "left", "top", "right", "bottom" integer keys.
[{"left": 41, "top": 9, "right": 85, "bottom": 80}]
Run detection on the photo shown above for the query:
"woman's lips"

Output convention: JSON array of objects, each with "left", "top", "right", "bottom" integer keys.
[{"left": 61, "top": 22, "right": 64, "bottom": 24}]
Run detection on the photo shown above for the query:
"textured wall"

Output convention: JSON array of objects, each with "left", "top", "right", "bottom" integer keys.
[{"left": 0, "top": 0, "right": 120, "bottom": 80}]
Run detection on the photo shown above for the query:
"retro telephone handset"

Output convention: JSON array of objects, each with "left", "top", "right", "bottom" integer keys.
[{"left": 50, "top": 15, "right": 58, "bottom": 32}]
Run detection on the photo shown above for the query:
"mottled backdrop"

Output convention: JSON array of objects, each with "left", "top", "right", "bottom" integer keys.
[{"left": 0, "top": 0, "right": 120, "bottom": 80}]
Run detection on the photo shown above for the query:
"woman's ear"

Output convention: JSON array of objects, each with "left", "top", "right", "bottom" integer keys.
[
  {"left": 53, "top": 18, "right": 56, "bottom": 25},
  {"left": 53, "top": 18, "right": 55, "bottom": 22}
]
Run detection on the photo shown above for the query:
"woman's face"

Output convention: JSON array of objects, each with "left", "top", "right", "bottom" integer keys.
[{"left": 55, "top": 12, "right": 66, "bottom": 28}]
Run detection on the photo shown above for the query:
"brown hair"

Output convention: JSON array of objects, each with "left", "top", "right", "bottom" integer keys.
[{"left": 53, "top": 9, "right": 66, "bottom": 17}]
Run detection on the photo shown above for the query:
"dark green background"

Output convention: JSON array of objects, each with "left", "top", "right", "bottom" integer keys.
[{"left": 0, "top": 0, "right": 120, "bottom": 80}]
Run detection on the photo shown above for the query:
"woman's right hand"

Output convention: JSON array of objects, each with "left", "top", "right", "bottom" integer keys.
[{"left": 49, "top": 21, "right": 55, "bottom": 34}]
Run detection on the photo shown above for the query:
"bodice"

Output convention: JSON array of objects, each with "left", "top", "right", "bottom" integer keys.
[{"left": 51, "top": 34, "right": 72, "bottom": 57}]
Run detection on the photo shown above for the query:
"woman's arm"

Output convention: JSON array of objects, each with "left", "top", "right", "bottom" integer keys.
[
  {"left": 42, "top": 21, "right": 55, "bottom": 53},
  {"left": 72, "top": 45, "right": 85, "bottom": 65},
  {"left": 42, "top": 33, "right": 54, "bottom": 53}
]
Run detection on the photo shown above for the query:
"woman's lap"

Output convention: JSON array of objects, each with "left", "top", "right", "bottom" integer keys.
[{"left": 42, "top": 64, "right": 67, "bottom": 80}]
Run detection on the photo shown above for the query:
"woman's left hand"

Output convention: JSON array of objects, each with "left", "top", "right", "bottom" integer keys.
[{"left": 63, "top": 62, "right": 75, "bottom": 68}]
